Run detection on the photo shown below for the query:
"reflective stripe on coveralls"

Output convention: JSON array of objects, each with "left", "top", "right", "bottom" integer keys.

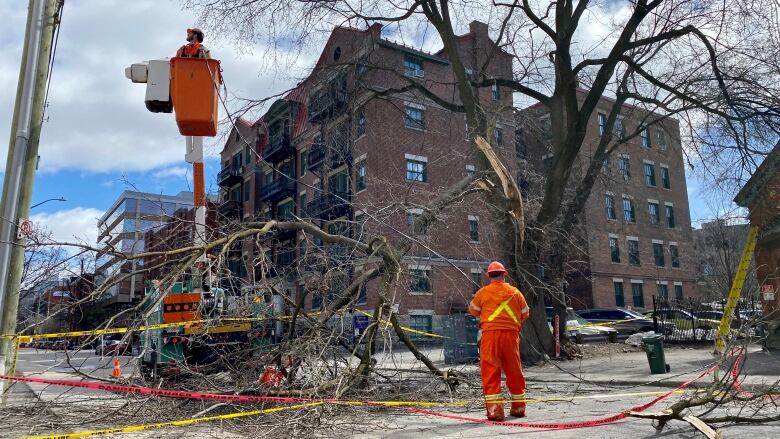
[{"left": 486, "top": 297, "right": 519, "bottom": 323}]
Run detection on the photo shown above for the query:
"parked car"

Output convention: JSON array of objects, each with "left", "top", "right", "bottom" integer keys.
[
  {"left": 645, "top": 309, "right": 720, "bottom": 330},
  {"left": 577, "top": 308, "right": 675, "bottom": 335},
  {"left": 545, "top": 307, "right": 618, "bottom": 343},
  {"left": 95, "top": 339, "right": 130, "bottom": 356}
]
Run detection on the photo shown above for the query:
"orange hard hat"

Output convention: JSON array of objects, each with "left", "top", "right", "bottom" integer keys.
[{"left": 486, "top": 261, "right": 508, "bottom": 275}]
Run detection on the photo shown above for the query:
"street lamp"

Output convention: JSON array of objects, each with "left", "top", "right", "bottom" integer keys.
[{"left": 30, "top": 197, "right": 65, "bottom": 209}]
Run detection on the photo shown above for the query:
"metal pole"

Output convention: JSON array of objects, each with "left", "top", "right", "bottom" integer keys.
[{"left": 0, "top": 0, "right": 57, "bottom": 394}]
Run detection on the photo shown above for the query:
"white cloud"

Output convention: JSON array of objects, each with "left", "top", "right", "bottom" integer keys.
[
  {"left": 31, "top": 207, "right": 103, "bottom": 245},
  {"left": 0, "top": 0, "right": 300, "bottom": 175},
  {"left": 153, "top": 166, "right": 189, "bottom": 179}
]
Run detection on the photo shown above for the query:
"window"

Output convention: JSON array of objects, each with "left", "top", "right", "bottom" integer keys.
[
  {"left": 299, "top": 193, "right": 307, "bottom": 215},
  {"left": 405, "top": 158, "right": 427, "bottom": 182},
  {"left": 644, "top": 163, "right": 656, "bottom": 186},
  {"left": 356, "top": 109, "right": 366, "bottom": 137},
  {"left": 356, "top": 160, "right": 366, "bottom": 192},
  {"left": 465, "top": 164, "right": 475, "bottom": 177},
  {"left": 648, "top": 202, "right": 660, "bottom": 225},
  {"left": 543, "top": 155, "right": 554, "bottom": 174},
  {"left": 243, "top": 180, "right": 250, "bottom": 202},
  {"left": 614, "top": 117, "right": 625, "bottom": 139},
  {"left": 245, "top": 145, "right": 252, "bottom": 164},
  {"left": 665, "top": 205, "right": 675, "bottom": 228},
  {"left": 628, "top": 239, "right": 640, "bottom": 266},
  {"left": 410, "top": 268, "right": 431, "bottom": 293},
  {"left": 280, "top": 160, "right": 295, "bottom": 179},
  {"left": 614, "top": 281, "right": 625, "bottom": 307},
  {"left": 404, "top": 55, "right": 424, "bottom": 77},
  {"left": 610, "top": 237, "right": 620, "bottom": 263},
  {"left": 640, "top": 125, "right": 651, "bottom": 148},
  {"left": 632, "top": 282, "right": 644, "bottom": 308},
  {"left": 602, "top": 157, "right": 610, "bottom": 175},
  {"left": 409, "top": 314, "right": 432, "bottom": 337},
  {"left": 670, "top": 245, "right": 680, "bottom": 268},
  {"left": 661, "top": 166, "right": 670, "bottom": 189},
  {"left": 264, "top": 171, "right": 273, "bottom": 185},
  {"left": 541, "top": 117, "right": 552, "bottom": 140},
  {"left": 312, "top": 292, "right": 322, "bottom": 310},
  {"left": 491, "top": 81, "right": 501, "bottom": 100},
  {"left": 605, "top": 194, "right": 616, "bottom": 220},
  {"left": 300, "top": 150, "right": 308, "bottom": 176},
  {"left": 329, "top": 171, "right": 349, "bottom": 193},
  {"left": 278, "top": 201, "right": 294, "bottom": 221},
  {"left": 618, "top": 156, "right": 631, "bottom": 179},
  {"left": 493, "top": 127, "right": 503, "bottom": 145},
  {"left": 357, "top": 284, "right": 367, "bottom": 305},
  {"left": 355, "top": 63, "right": 367, "bottom": 77},
  {"left": 675, "top": 284, "right": 683, "bottom": 301},
  {"left": 472, "top": 272, "right": 482, "bottom": 293},
  {"left": 656, "top": 129, "right": 667, "bottom": 150},
  {"left": 516, "top": 130, "right": 528, "bottom": 159},
  {"left": 598, "top": 112, "right": 607, "bottom": 136},
  {"left": 406, "top": 209, "right": 421, "bottom": 226},
  {"left": 404, "top": 105, "right": 425, "bottom": 130},
  {"left": 623, "top": 197, "right": 635, "bottom": 222},
  {"left": 658, "top": 284, "right": 669, "bottom": 300},
  {"left": 468, "top": 216, "right": 479, "bottom": 242},
  {"left": 653, "top": 242, "right": 665, "bottom": 267}
]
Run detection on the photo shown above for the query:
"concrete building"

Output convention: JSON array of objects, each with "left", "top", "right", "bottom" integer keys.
[
  {"left": 218, "top": 21, "right": 516, "bottom": 336},
  {"left": 518, "top": 92, "right": 699, "bottom": 310},
  {"left": 95, "top": 191, "right": 195, "bottom": 311}
]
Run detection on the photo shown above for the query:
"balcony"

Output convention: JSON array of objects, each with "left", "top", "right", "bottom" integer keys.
[
  {"left": 307, "top": 143, "right": 327, "bottom": 171},
  {"left": 218, "top": 200, "right": 243, "bottom": 219},
  {"left": 305, "top": 192, "right": 352, "bottom": 220},
  {"left": 258, "top": 177, "right": 296, "bottom": 203},
  {"left": 218, "top": 164, "right": 243, "bottom": 187},
  {"left": 308, "top": 88, "right": 349, "bottom": 123},
  {"left": 262, "top": 133, "right": 294, "bottom": 163}
]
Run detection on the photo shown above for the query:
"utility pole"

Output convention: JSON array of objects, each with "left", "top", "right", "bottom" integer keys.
[{"left": 0, "top": 0, "right": 58, "bottom": 394}]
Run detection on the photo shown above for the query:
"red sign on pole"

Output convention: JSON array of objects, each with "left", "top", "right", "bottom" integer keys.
[{"left": 554, "top": 314, "right": 560, "bottom": 358}]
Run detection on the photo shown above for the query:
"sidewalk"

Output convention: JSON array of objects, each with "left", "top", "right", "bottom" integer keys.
[{"left": 530, "top": 344, "right": 780, "bottom": 389}]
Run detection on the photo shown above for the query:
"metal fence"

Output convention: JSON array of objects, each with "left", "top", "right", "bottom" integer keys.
[{"left": 651, "top": 295, "right": 762, "bottom": 343}]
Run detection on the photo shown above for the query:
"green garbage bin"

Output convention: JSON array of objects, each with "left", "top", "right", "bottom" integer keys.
[{"left": 642, "top": 334, "right": 669, "bottom": 374}]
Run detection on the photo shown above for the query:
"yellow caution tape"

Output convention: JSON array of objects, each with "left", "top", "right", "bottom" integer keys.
[
  {"left": 23, "top": 402, "right": 323, "bottom": 439},
  {"left": 355, "top": 309, "right": 445, "bottom": 338}
]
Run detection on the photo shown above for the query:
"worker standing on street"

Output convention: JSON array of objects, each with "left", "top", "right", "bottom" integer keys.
[
  {"left": 469, "top": 261, "right": 530, "bottom": 421},
  {"left": 176, "top": 28, "right": 212, "bottom": 59}
]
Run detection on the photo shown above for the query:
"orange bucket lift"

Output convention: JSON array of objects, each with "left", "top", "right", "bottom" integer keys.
[{"left": 170, "top": 57, "right": 221, "bottom": 137}]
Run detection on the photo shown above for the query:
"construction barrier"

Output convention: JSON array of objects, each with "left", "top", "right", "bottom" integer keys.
[{"left": 23, "top": 402, "right": 322, "bottom": 439}]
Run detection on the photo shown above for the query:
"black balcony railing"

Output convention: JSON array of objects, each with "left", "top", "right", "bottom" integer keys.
[
  {"left": 307, "top": 143, "right": 327, "bottom": 171},
  {"left": 258, "top": 177, "right": 296, "bottom": 203},
  {"left": 308, "top": 88, "right": 349, "bottom": 123},
  {"left": 218, "top": 164, "right": 243, "bottom": 187},
  {"left": 305, "top": 192, "right": 352, "bottom": 220},
  {"left": 218, "top": 199, "right": 243, "bottom": 219},
  {"left": 262, "top": 133, "right": 294, "bottom": 163}
]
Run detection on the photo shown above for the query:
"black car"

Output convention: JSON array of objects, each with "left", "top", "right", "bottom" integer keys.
[{"left": 577, "top": 308, "right": 674, "bottom": 335}]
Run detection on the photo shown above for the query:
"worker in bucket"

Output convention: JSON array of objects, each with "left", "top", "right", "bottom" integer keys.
[
  {"left": 468, "top": 261, "right": 530, "bottom": 421},
  {"left": 176, "top": 27, "right": 212, "bottom": 59}
]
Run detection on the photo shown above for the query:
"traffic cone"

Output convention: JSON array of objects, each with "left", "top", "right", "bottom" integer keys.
[{"left": 112, "top": 357, "right": 122, "bottom": 378}]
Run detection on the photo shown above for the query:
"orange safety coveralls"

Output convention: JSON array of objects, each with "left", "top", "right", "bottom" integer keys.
[
  {"left": 469, "top": 280, "right": 530, "bottom": 419},
  {"left": 176, "top": 42, "right": 210, "bottom": 59}
]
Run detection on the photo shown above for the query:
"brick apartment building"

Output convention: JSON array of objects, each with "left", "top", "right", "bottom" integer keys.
[
  {"left": 217, "top": 21, "right": 517, "bottom": 335},
  {"left": 518, "top": 92, "right": 699, "bottom": 310}
]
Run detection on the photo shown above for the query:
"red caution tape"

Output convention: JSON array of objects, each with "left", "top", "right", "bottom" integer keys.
[{"left": 406, "top": 367, "right": 716, "bottom": 430}]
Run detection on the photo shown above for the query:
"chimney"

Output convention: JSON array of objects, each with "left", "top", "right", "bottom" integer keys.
[
  {"left": 368, "top": 23, "right": 383, "bottom": 40},
  {"left": 469, "top": 21, "right": 489, "bottom": 37}
]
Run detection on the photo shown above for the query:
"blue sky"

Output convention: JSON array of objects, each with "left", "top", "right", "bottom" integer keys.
[{"left": 1, "top": 1, "right": 724, "bottom": 245}]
